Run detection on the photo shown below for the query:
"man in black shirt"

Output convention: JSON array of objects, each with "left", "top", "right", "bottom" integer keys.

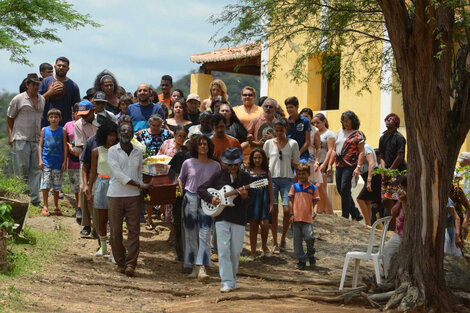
[
  {"left": 186, "top": 94, "right": 201, "bottom": 125},
  {"left": 379, "top": 113, "right": 406, "bottom": 213}
]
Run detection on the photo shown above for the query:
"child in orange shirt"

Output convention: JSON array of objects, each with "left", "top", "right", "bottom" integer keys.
[{"left": 288, "top": 162, "right": 320, "bottom": 269}]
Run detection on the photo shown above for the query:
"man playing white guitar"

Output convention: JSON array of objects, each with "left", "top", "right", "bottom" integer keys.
[{"left": 198, "top": 148, "right": 251, "bottom": 293}]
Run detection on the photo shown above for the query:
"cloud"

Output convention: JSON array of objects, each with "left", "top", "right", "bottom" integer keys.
[{"left": 0, "top": 0, "right": 232, "bottom": 94}]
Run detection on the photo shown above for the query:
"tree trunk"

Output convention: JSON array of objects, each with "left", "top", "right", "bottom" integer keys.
[{"left": 377, "top": 1, "right": 470, "bottom": 311}]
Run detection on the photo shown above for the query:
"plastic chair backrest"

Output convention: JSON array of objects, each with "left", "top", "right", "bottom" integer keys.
[{"left": 366, "top": 216, "right": 392, "bottom": 256}]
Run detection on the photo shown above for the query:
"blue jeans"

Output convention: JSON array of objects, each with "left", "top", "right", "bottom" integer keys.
[
  {"left": 272, "top": 177, "right": 293, "bottom": 206},
  {"left": 335, "top": 166, "right": 361, "bottom": 219},
  {"left": 216, "top": 221, "right": 245, "bottom": 288},
  {"left": 12, "top": 140, "right": 41, "bottom": 205},
  {"left": 292, "top": 222, "right": 315, "bottom": 262},
  {"left": 183, "top": 192, "right": 213, "bottom": 267}
]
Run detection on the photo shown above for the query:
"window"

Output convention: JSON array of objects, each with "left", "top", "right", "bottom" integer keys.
[{"left": 321, "top": 54, "right": 340, "bottom": 110}]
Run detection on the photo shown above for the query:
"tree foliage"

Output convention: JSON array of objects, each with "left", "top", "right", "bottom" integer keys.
[
  {"left": 0, "top": 0, "right": 99, "bottom": 65},
  {"left": 212, "top": 0, "right": 470, "bottom": 311}
]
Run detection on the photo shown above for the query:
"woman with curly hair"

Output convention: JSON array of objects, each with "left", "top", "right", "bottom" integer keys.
[
  {"left": 329, "top": 110, "right": 364, "bottom": 221},
  {"left": 178, "top": 135, "right": 220, "bottom": 281},
  {"left": 93, "top": 70, "right": 121, "bottom": 115}
]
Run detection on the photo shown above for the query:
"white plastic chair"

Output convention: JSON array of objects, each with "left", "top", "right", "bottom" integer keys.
[{"left": 338, "top": 216, "right": 392, "bottom": 290}]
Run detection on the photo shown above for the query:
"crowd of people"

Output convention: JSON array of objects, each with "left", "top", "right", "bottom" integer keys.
[{"left": 6, "top": 56, "right": 470, "bottom": 292}]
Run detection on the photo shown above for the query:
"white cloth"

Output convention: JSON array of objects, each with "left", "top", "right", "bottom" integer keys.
[
  {"left": 362, "top": 143, "right": 378, "bottom": 174},
  {"left": 7, "top": 92, "right": 45, "bottom": 142},
  {"left": 107, "top": 143, "right": 142, "bottom": 197},
  {"left": 263, "top": 138, "right": 300, "bottom": 179},
  {"left": 216, "top": 220, "right": 245, "bottom": 288},
  {"left": 319, "top": 129, "right": 335, "bottom": 163},
  {"left": 383, "top": 233, "right": 402, "bottom": 278}
]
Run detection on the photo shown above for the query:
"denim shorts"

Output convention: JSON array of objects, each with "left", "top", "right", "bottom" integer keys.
[
  {"left": 93, "top": 176, "right": 110, "bottom": 209},
  {"left": 272, "top": 177, "right": 293, "bottom": 206}
]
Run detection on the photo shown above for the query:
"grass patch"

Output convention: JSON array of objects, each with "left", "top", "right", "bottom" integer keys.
[
  {"left": 1, "top": 223, "right": 67, "bottom": 278},
  {"left": 0, "top": 286, "right": 25, "bottom": 313},
  {"left": 0, "top": 176, "right": 28, "bottom": 198}
]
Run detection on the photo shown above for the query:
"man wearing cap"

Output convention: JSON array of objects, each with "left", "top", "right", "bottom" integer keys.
[
  {"left": 92, "top": 91, "right": 117, "bottom": 124},
  {"left": 73, "top": 100, "right": 97, "bottom": 236},
  {"left": 187, "top": 94, "right": 201, "bottom": 125},
  {"left": 379, "top": 113, "right": 407, "bottom": 216},
  {"left": 7, "top": 73, "right": 45, "bottom": 207},
  {"left": 39, "top": 56, "right": 80, "bottom": 127},
  {"left": 198, "top": 148, "right": 251, "bottom": 292},
  {"left": 126, "top": 83, "right": 165, "bottom": 132}
]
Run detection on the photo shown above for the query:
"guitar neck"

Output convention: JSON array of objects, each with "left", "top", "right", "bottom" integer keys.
[{"left": 223, "top": 183, "right": 252, "bottom": 198}]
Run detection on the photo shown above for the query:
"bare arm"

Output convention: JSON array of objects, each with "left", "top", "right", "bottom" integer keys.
[
  {"left": 299, "top": 129, "right": 310, "bottom": 156},
  {"left": 268, "top": 170, "right": 274, "bottom": 213},
  {"left": 38, "top": 128, "right": 44, "bottom": 170},
  {"left": 87, "top": 149, "right": 99, "bottom": 200},
  {"left": 460, "top": 193, "right": 470, "bottom": 238},
  {"left": 353, "top": 142, "right": 365, "bottom": 176},
  {"left": 365, "top": 153, "right": 375, "bottom": 192},
  {"left": 447, "top": 206, "right": 462, "bottom": 248},
  {"left": 390, "top": 152, "right": 404, "bottom": 170},
  {"left": 61, "top": 128, "right": 67, "bottom": 172},
  {"left": 7, "top": 117, "right": 14, "bottom": 146}
]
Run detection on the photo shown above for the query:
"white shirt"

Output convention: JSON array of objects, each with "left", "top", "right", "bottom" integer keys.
[
  {"left": 263, "top": 138, "right": 300, "bottom": 179},
  {"left": 107, "top": 143, "right": 143, "bottom": 197}
]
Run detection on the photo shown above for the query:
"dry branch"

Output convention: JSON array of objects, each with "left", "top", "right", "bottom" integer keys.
[{"left": 237, "top": 272, "right": 340, "bottom": 286}]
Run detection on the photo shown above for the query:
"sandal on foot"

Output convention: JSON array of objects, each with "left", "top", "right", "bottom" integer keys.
[
  {"left": 272, "top": 246, "right": 280, "bottom": 254},
  {"left": 145, "top": 222, "right": 154, "bottom": 231},
  {"left": 41, "top": 208, "right": 50, "bottom": 216},
  {"left": 54, "top": 209, "right": 62, "bottom": 216}
]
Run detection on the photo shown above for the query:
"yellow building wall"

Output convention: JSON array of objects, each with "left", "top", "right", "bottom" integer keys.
[
  {"left": 190, "top": 73, "right": 213, "bottom": 101},
  {"left": 267, "top": 36, "right": 384, "bottom": 149}
]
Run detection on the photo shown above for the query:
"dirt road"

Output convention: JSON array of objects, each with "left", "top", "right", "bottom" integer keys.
[{"left": 3, "top": 200, "right": 379, "bottom": 313}]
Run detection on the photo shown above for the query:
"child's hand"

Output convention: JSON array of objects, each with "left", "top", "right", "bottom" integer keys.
[
  {"left": 61, "top": 162, "right": 66, "bottom": 172},
  {"left": 289, "top": 215, "right": 294, "bottom": 224},
  {"left": 269, "top": 204, "right": 273, "bottom": 213},
  {"left": 39, "top": 161, "right": 44, "bottom": 170},
  {"left": 312, "top": 211, "right": 317, "bottom": 220}
]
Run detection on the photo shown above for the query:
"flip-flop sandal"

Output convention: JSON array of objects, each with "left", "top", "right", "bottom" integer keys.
[
  {"left": 41, "top": 208, "right": 50, "bottom": 216},
  {"left": 54, "top": 209, "right": 63, "bottom": 216},
  {"left": 145, "top": 222, "right": 154, "bottom": 231}
]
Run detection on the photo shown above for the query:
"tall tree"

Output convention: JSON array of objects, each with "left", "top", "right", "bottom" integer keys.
[
  {"left": 212, "top": 0, "right": 470, "bottom": 311},
  {"left": 0, "top": 0, "right": 99, "bottom": 65}
]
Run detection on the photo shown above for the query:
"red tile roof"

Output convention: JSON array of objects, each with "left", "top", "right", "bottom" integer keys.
[{"left": 190, "top": 43, "right": 261, "bottom": 64}]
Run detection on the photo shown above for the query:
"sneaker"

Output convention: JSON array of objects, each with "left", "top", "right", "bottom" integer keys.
[
  {"left": 109, "top": 251, "right": 116, "bottom": 264},
  {"left": 295, "top": 262, "right": 306, "bottom": 270},
  {"left": 309, "top": 257, "right": 316, "bottom": 267},
  {"left": 272, "top": 246, "right": 280, "bottom": 254},
  {"left": 197, "top": 266, "right": 209, "bottom": 282},
  {"left": 247, "top": 255, "right": 256, "bottom": 261},
  {"left": 263, "top": 251, "right": 272, "bottom": 258},
  {"left": 31, "top": 203, "right": 43, "bottom": 209},
  {"left": 95, "top": 246, "right": 107, "bottom": 257},
  {"left": 80, "top": 226, "right": 91, "bottom": 236},
  {"left": 220, "top": 285, "right": 233, "bottom": 293},
  {"left": 188, "top": 266, "right": 198, "bottom": 278},
  {"left": 182, "top": 266, "right": 193, "bottom": 274},
  {"left": 125, "top": 266, "right": 135, "bottom": 277}
]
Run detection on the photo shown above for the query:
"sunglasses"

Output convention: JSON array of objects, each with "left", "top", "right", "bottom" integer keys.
[
  {"left": 242, "top": 94, "right": 254, "bottom": 97},
  {"left": 279, "top": 150, "right": 283, "bottom": 160}
]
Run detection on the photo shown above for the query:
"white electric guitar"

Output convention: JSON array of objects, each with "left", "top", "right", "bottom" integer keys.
[{"left": 202, "top": 179, "right": 268, "bottom": 217}]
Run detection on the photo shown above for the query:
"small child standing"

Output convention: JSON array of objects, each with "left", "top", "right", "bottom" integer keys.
[
  {"left": 38, "top": 109, "right": 67, "bottom": 216},
  {"left": 64, "top": 103, "right": 82, "bottom": 220},
  {"left": 288, "top": 162, "right": 320, "bottom": 269}
]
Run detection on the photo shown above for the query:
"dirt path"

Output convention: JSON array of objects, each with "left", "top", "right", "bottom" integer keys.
[{"left": 2, "top": 198, "right": 381, "bottom": 313}]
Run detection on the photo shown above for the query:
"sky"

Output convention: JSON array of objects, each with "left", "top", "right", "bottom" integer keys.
[{"left": 0, "top": 0, "right": 233, "bottom": 94}]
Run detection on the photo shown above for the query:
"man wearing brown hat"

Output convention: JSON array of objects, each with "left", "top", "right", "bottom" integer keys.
[
  {"left": 7, "top": 73, "right": 45, "bottom": 207},
  {"left": 186, "top": 93, "right": 201, "bottom": 125}
]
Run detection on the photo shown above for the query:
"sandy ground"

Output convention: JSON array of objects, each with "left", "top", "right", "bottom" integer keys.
[{"left": 2, "top": 196, "right": 383, "bottom": 313}]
